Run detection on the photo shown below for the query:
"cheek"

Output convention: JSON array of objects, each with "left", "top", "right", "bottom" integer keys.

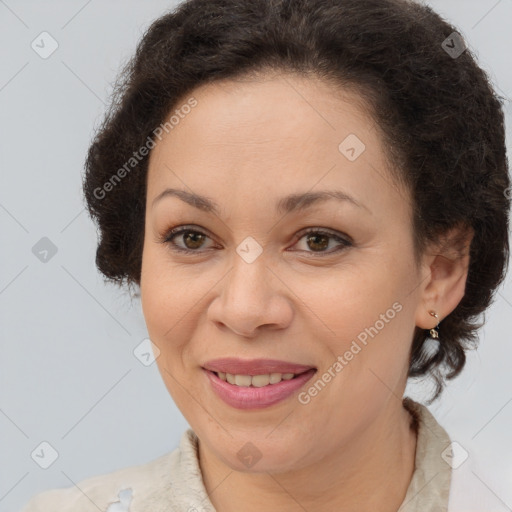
[
  {"left": 140, "top": 248, "right": 181, "bottom": 353},
  {"left": 293, "top": 260, "right": 405, "bottom": 332},
  {"left": 290, "top": 259, "right": 414, "bottom": 381},
  {"left": 141, "top": 243, "right": 183, "bottom": 323},
  {"left": 140, "top": 247, "right": 207, "bottom": 370},
  {"left": 140, "top": 261, "right": 193, "bottom": 404}
]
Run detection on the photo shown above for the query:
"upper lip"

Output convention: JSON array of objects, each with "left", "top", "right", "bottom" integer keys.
[{"left": 202, "top": 358, "right": 316, "bottom": 375}]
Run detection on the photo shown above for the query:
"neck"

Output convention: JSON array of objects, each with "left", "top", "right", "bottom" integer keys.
[{"left": 198, "top": 398, "right": 418, "bottom": 512}]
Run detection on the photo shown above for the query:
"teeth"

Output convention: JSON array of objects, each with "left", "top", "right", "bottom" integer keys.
[
  {"left": 235, "top": 374, "right": 252, "bottom": 387},
  {"left": 216, "top": 372, "right": 297, "bottom": 386}
]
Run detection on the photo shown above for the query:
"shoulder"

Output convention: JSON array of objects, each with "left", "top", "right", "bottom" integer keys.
[{"left": 19, "top": 431, "right": 196, "bottom": 512}]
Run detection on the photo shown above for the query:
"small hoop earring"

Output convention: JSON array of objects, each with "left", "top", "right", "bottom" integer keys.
[{"left": 428, "top": 310, "right": 440, "bottom": 339}]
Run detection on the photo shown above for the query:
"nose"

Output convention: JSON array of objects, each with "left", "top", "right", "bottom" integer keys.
[{"left": 207, "top": 254, "right": 294, "bottom": 338}]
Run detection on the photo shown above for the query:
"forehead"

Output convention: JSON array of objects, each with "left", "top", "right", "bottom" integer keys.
[
  {"left": 152, "top": 72, "right": 375, "bottom": 153},
  {"left": 146, "top": 72, "right": 406, "bottom": 219}
]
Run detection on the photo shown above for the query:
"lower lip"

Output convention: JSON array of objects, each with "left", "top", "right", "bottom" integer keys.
[{"left": 203, "top": 368, "right": 317, "bottom": 409}]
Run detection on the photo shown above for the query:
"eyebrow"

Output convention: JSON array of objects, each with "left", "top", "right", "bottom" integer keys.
[{"left": 151, "top": 187, "right": 370, "bottom": 215}]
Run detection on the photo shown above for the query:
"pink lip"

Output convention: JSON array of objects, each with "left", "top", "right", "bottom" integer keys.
[
  {"left": 202, "top": 357, "right": 315, "bottom": 375},
  {"left": 203, "top": 368, "right": 317, "bottom": 409}
]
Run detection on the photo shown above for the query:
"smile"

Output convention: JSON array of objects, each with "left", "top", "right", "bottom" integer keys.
[{"left": 203, "top": 367, "right": 317, "bottom": 409}]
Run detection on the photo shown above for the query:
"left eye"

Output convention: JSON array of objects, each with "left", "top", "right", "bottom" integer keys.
[
  {"left": 292, "top": 228, "right": 353, "bottom": 255},
  {"left": 159, "top": 226, "right": 352, "bottom": 256}
]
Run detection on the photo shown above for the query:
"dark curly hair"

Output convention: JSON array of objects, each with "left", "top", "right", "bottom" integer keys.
[{"left": 82, "top": 0, "right": 510, "bottom": 403}]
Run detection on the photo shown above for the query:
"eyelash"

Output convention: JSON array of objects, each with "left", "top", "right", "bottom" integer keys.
[{"left": 158, "top": 225, "right": 353, "bottom": 257}]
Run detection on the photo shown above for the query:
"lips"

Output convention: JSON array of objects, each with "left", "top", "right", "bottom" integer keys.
[
  {"left": 202, "top": 357, "right": 316, "bottom": 376},
  {"left": 204, "top": 367, "right": 317, "bottom": 409}
]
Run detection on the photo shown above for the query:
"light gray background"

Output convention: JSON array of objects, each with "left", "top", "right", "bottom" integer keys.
[{"left": 1, "top": 1, "right": 511, "bottom": 511}]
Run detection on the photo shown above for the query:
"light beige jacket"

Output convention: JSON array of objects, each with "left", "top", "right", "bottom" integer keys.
[{"left": 20, "top": 398, "right": 452, "bottom": 511}]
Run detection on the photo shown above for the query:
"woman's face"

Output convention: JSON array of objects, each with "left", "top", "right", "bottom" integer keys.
[{"left": 140, "top": 72, "right": 428, "bottom": 472}]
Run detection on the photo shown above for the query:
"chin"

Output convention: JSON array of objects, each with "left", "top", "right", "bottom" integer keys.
[{"left": 206, "top": 432, "right": 311, "bottom": 474}]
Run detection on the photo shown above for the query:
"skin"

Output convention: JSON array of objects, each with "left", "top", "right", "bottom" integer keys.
[{"left": 140, "top": 71, "right": 472, "bottom": 512}]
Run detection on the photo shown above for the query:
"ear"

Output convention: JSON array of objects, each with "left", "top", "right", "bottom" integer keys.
[{"left": 414, "top": 223, "right": 474, "bottom": 330}]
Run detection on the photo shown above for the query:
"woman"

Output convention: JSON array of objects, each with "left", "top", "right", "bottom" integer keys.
[{"left": 20, "top": 0, "right": 510, "bottom": 510}]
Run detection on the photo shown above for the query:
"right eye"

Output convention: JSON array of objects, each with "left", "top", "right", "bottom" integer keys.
[{"left": 159, "top": 225, "right": 216, "bottom": 254}]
